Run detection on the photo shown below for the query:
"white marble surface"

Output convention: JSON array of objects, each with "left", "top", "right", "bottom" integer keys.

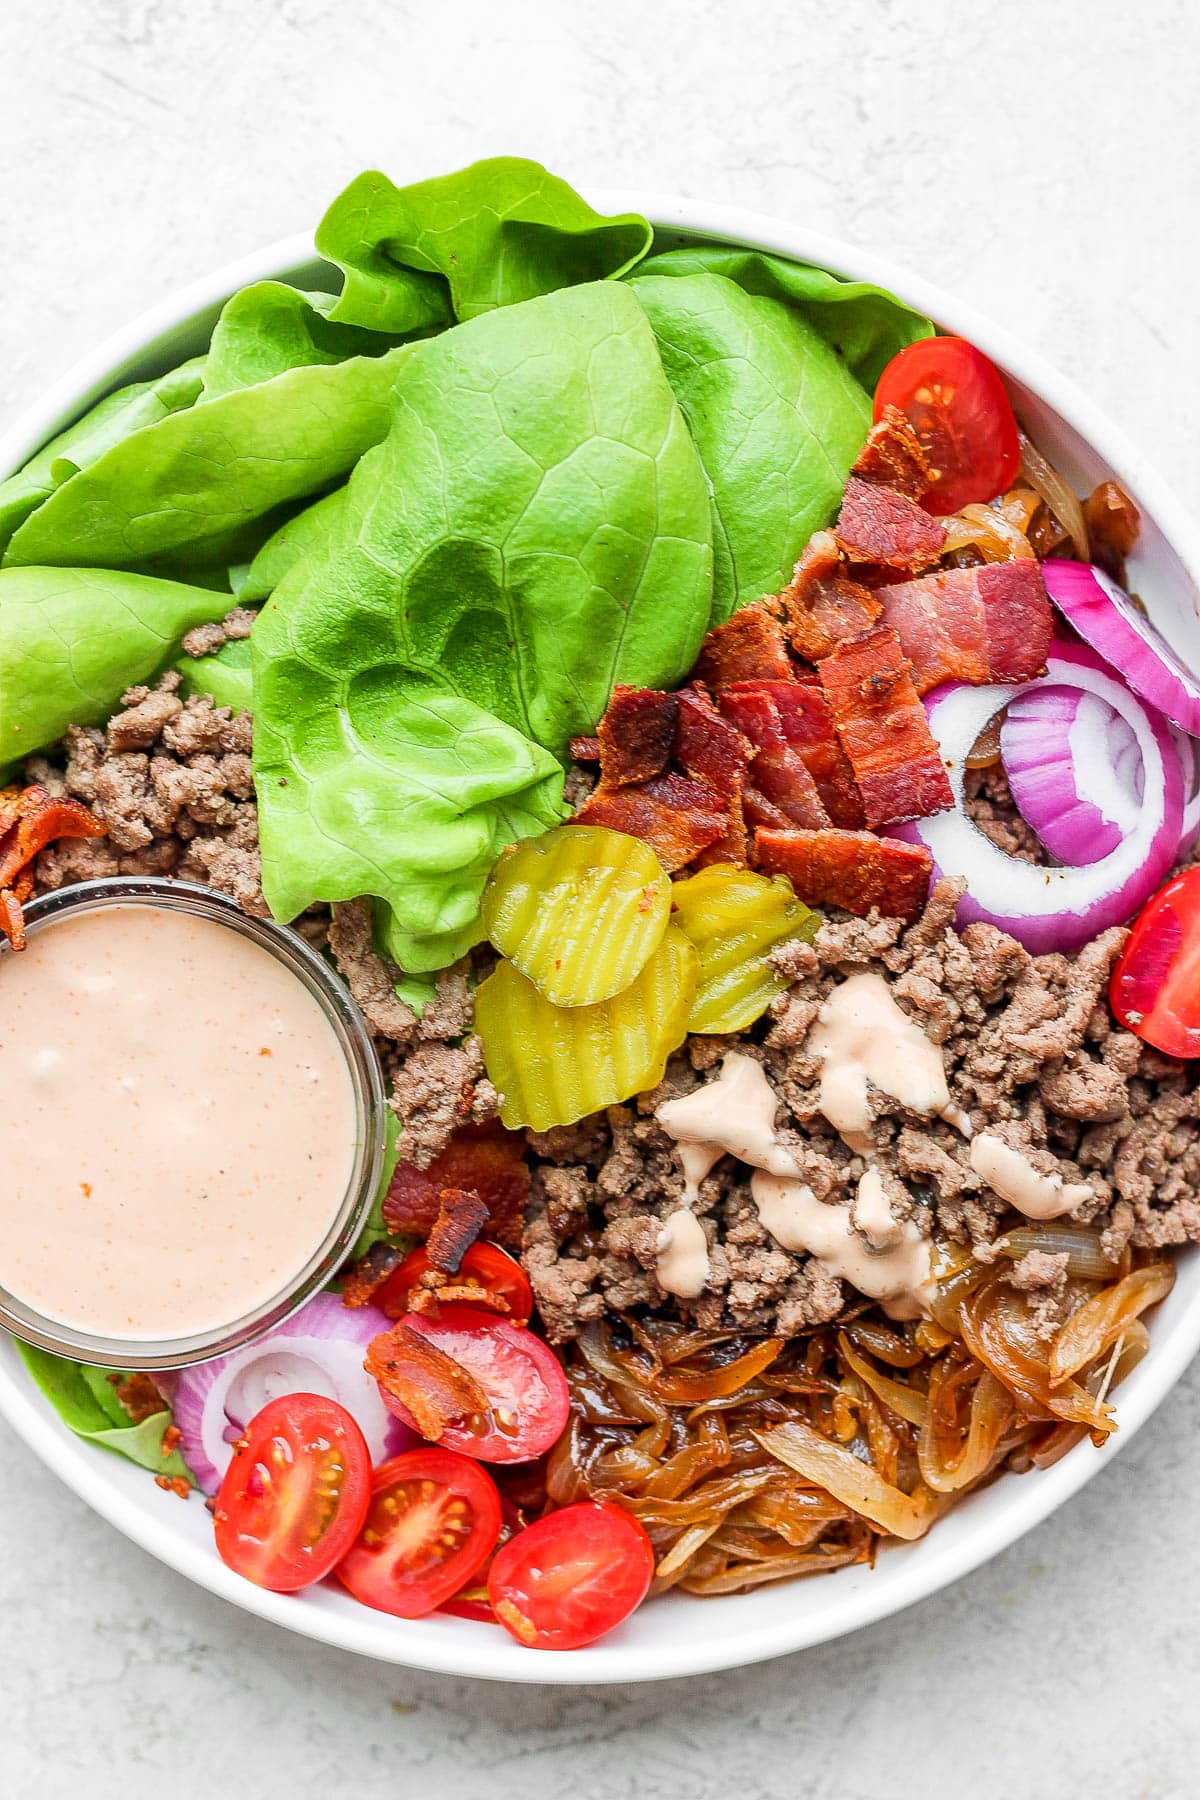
[{"left": 3, "top": 1, "right": 1200, "bottom": 1793}]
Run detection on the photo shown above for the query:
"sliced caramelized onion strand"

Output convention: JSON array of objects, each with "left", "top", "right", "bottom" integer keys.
[
  {"left": 1018, "top": 429, "right": 1089, "bottom": 560},
  {"left": 992, "top": 1224, "right": 1121, "bottom": 1282},
  {"left": 1049, "top": 1262, "right": 1175, "bottom": 1385},
  {"left": 753, "top": 1420, "right": 942, "bottom": 1541}
]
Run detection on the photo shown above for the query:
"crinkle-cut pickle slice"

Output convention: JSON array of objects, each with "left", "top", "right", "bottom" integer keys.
[
  {"left": 672, "top": 864, "right": 820, "bottom": 1035},
  {"left": 481, "top": 824, "right": 671, "bottom": 1007},
  {"left": 476, "top": 925, "right": 699, "bottom": 1131}
]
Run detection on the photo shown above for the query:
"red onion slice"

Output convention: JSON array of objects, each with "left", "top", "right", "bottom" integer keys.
[
  {"left": 1042, "top": 560, "right": 1200, "bottom": 737},
  {"left": 1001, "top": 687, "right": 1141, "bottom": 866},
  {"left": 897, "top": 642, "right": 1184, "bottom": 953},
  {"left": 168, "top": 1292, "right": 413, "bottom": 1494},
  {"left": 1172, "top": 726, "right": 1200, "bottom": 856}
]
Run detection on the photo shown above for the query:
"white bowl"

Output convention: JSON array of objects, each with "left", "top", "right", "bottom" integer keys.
[{"left": 2, "top": 192, "right": 1199, "bottom": 1685}]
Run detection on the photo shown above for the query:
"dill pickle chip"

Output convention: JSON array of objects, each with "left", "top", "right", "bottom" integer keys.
[
  {"left": 672, "top": 864, "right": 820, "bottom": 1035},
  {"left": 481, "top": 824, "right": 671, "bottom": 1007},
  {"left": 475, "top": 924, "right": 698, "bottom": 1131}
]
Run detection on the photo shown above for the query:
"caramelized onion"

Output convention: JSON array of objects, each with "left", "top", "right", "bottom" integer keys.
[
  {"left": 1049, "top": 1263, "right": 1175, "bottom": 1384},
  {"left": 1018, "top": 430, "right": 1089, "bottom": 560},
  {"left": 754, "top": 1420, "right": 941, "bottom": 1541},
  {"left": 992, "top": 1224, "right": 1121, "bottom": 1282},
  {"left": 837, "top": 1331, "right": 928, "bottom": 1427}
]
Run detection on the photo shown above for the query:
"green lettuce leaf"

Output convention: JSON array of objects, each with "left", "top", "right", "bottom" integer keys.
[
  {"left": 634, "top": 245, "right": 934, "bottom": 389},
  {"left": 240, "top": 487, "right": 348, "bottom": 603},
  {"left": 346, "top": 1107, "right": 403, "bottom": 1264},
  {"left": 201, "top": 282, "right": 406, "bottom": 399},
  {"left": 631, "top": 269, "right": 874, "bottom": 621},
  {"left": 4, "top": 343, "right": 412, "bottom": 572},
  {"left": 15, "top": 1342, "right": 193, "bottom": 1484},
  {"left": 317, "top": 156, "right": 653, "bottom": 334},
  {"left": 175, "top": 636, "right": 254, "bottom": 713},
  {"left": 0, "top": 356, "right": 206, "bottom": 556},
  {"left": 0, "top": 567, "right": 238, "bottom": 766}
]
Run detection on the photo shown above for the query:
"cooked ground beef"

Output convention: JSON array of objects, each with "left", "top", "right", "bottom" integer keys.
[{"left": 524, "top": 876, "right": 1200, "bottom": 1341}]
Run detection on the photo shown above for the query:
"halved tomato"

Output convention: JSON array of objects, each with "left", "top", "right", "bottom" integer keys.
[
  {"left": 487, "top": 1502, "right": 655, "bottom": 1650},
  {"left": 374, "top": 1242, "right": 533, "bottom": 1326},
  {"left": 213, "top": 1393, "right": 370, "bottom": 1593},
  {"left": 377, "top": 1309, "right": 570, "bottom": 1463},
  {"left": 1111, "top": 868, "right": 1200, "bottom": 1057},
  {"left": 874, "top": 336, "right": 1021, "bottom": 515},
  {"left": 336, "top": 1446, "right": 502, "bottom": 1619}
]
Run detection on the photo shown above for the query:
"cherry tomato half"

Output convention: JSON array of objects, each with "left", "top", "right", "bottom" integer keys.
[
  {"left": 488, "top": 1502, "right": 655, "bottom": 1651},
  {"left": 874, "top": 336, "right": 1021, "bottom": 515},
  {"left": 1111, "top": 868, "right": 1200, "bottom": 1057},
  {"left": 377, "top": 1308, "right": 570, "bottom": 1464},
  {"left": 213, "top": 1393, "right": 371, "bottom": 1593},
  {"left": 336, "top": 1446, "right": 502, "bottom": 1619},
  {"left": 375, "top": 1242, "right": 533, "bottom": 1326}
]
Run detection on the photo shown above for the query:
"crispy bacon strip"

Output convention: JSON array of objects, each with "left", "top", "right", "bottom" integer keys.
[
  {"left": 0, "top": 786, "right": 106, "bottom": 948},
  {"left": 835, "top": 476, "right": 946, "bottom": 570},
  {"left": 722, "top": 681, "right": 865, "bottom": 830},
  {"left": 597, "top": 687, "right": 678, "bottom": 787},
  {"left": 365, "top": 1322, "right": 488, "bottom": 1441},
  {"left": 778, "top": 531, "right": 882, "bottom": 661},
  {"left": 742, "top": 787, "right": 795, "bottom": 831},
  {"left": 876, "top": 560, "right": 1053, "bottom": 695},
  {"left": 674, "top": 684, "right": 750, "bottom": 867},
  {"left": 573, "top": 770, "right": 728, "bottom": 872},
  {"left": 754, "top": 828, "right": 934, "bottom": 921},
  {"left": 818, "top": 625, "right": 953, "bottom": 828},
  {"left": 110, "top": 1373, "right": 168, "bottom": 1425},
  {"left": 383, "top": 1121, "right": 529, "bottom": 1248},
  {"left": 426, "top": 1187, "right": 489, "bottom": 1275},
  {"left": 569, "top": 734, "right": 601, "bottom": 763},
  {"left": 407, "top": 1281, "right": 512, "bottom": 1319},
  {"left": 341, "top": 1240, "right": 407, "bottom": 1309},
  {"left": 851, "top": 405, "right": 931, "bottom": 498},
  {"left": 694, "top": 602, "right": 795, "bottom": 686}
]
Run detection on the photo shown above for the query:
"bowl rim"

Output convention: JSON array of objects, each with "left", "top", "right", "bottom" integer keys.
[{"left": 1, "top": 187, "right": 1198, "bottom": 1685}]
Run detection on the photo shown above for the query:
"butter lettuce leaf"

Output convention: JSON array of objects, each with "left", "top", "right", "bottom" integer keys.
[
  {"left": 201, "top": 282, "right": 406, "bottom": 399},
  {"left": 175, "top": 636, "right": 254, "bottom": 713},
  {"left": 15, "top": 1342, "right": 193, "bottom": 1484},
  {"left": 240, "top": 487, "right": 348, "bottom": 603},
  {"left": 4, "top": 343, "right": 412, "bottom": 571},
  {"left": 634, "top": 245, "right": 935, "bottom": 389},
  {"left": 317, "top": 156, "right": 653, "bottom": 334},
  {"left": 0, "top": 567, "right": 236, "bottom": 766},
  {"left": 0, "top": 356, "right": 206, "bottom": 556}
]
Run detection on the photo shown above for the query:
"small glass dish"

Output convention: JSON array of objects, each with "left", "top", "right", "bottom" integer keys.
[{"left": 0, "top": 877, "right": 386, "bottom": 1370}]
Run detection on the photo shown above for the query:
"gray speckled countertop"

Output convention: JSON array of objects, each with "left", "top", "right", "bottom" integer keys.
[{"left": 3, "top": 2, "right": 1200, "bottom": 1793}]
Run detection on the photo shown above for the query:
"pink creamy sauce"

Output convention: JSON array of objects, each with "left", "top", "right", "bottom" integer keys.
[{"left": 0, "top": 905, "right": 357, "bottom": 1339}]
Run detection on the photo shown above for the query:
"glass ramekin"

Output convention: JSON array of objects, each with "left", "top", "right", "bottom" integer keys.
[{"left": 0, "top": 877, "right": 386, "bottom": 1370}]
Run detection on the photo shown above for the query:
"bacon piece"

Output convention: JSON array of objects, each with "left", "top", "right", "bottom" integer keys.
[
  {"left": 426, "top": 1187, "right": 489, "bottom": 1275},
  {"left": 365, "top": 1322, "right": 488, "bottom": 1441},
  {"left": 746, "top": 750, "right": 829, "bottom": 830},
  {"left": 110, "top": 1373, "right": 167, "bottom": 1425},
  {"left": 743, "top": 787, "right": 794, "bottom": 831},
  {"left": 342, "top": 1240, "right": 408, "bottom": 1308},
  {"left": 778, "top": 531, "right": 882, "bottom": 661},
  {"left": 596, "top": 686, "right": 678, "bottom": 787},
  {"left": 754, "top": 828, "right": 934, "bottom": 921},
  {"left": 0, "top": 785, "right": 106, "bottom": 948},
  {"left": 818, "top": 626, "right": 953, "bottom": 828},
  {"left": 694, "top": 602, "right": 795, "bottom": 686},
  {"left": 383, "top": 1122, "right": 529, "bottom": 1249},
  {"left": 876, "top": 561, "right": 1053, "bottom": 695},
  {"left": 851, "top": 405, "right": 931, "bottom": 499},
  {"left": 569, "top": 734, "right": 601, "bottom": 763},
  {"left": 673, "top": 684, "right": 750, "bottom": 867},
  {"left": 835, "top": 477, "right": 946, "bottom": 570},
  {"left": 573, "top": 771, "right": 727, "bottom": 872},
  {"left": 723, "top": 681, "right": 865, "bottom": 830}
]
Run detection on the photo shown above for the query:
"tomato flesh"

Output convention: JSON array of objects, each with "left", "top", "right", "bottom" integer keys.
[
  {"left": 488, "top": 1502, "right": 655, "bottom": 1650},
  {"left": 874, "top": 336, "right": 1021, "bottom": 515},
  {"left": 377, "top": 1308, "right": 570, "bottom": 1463},
  {"left": 1111, "top": 868, "right": 1200, "bottom": 1057},
  {"left": 336, "top": 1447, "right": 502, "bottom": 1618},
  {"left": 213, "top": 1393, "right": 370, "bottom": 1593},
  {"left": 375, "top": 1242, "right": 533, "bottom": 1326}
]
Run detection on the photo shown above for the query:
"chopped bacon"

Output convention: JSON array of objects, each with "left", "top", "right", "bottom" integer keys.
[
  {"left": 818, "top": 625, "right": 953, "bottom": 828},
  {"left": 876, "top": 560, "right": 1053, "bottom": 695},
  {"left": 407, "top": 1279, "right": 512, "bottom": 1320},
  {"left": 778, "top": 532, "right": 882, "bottom": 661},
  {"left": 723, "top": 681, "right": 865, "bottom": 830},
  {"left": 382, "top": 1122, "right": 529, "bottom": 1249},
  {"left": 851, "top": 405, "right": 931, "bottom": 499},
  {"left": 110, "top": 1373, "right": 167, "bottom": 1424},
  {"left": 742, "top": 787, "right": 795, "bottom": 831},
  {"left": 694, "top": 602, "right": 795, "bottom": 686},
  {"left": 365, "top": 1322, "right": 488, "bottom": 1442},
  {"left": 341, "top": 1240, "right": 407, "bottom": 1308},
  {"left": 569, "top": 734, "right": 601, "bottom": 763},
  {"left": 835, "top": 477, "right": 946, "bottom": 570},
  {"left": 426, "top": 1187, "right": 489, "bottom": 1275},
  {"left": 674, "top": 685, "right": 747, "bottom": 798},
  {"left": 745, "top": 749, "right": 829, "bottom": 830},
  {"left": 573, "top": 770, "right": 727, "bottom": 872},
  {"left": 754, "top": 828, "right": 934, "bottom": 922},
  {"left": 0, "top": 785, "right": 106, "bottom": 948},
  {"left": 596, "top": 686, "right": 678, "bottom": 787}
]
